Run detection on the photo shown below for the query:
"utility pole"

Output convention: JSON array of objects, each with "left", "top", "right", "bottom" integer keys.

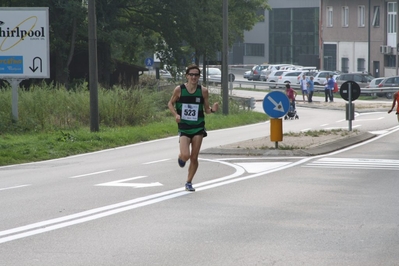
[
  {"left": 368, "top": 0, "right": 370, "bottom": 74},
  {"left": 222, "top": 0, "right": 229, "bottom": 115},
  {"left": 88, "top": 0, "right": 99, "bottom": 132}
]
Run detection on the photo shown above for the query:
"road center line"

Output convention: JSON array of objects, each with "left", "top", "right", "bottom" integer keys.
[
  {"left": 0, "top": 160, "right": 244, "bottom": 243},
  {"left": 69, "top": 169, "right": 114, "bottom": 179},
  {"left": 143, "top": 159, "right": 171, "bottom": 165},
  {"left": 0, "top": 184, "right": 31, "bottom": 191}
]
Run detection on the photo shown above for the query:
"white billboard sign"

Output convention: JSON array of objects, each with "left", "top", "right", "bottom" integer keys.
[{"left": 0, "top": 7, "right": 50, "bottom": 79}]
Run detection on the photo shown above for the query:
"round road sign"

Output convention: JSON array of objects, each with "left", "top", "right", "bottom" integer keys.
[
  {"left": 262, "top": 91, "right": 290, "bottom": 118},
  {"left": 339, "top": 81, "right": 361, "bottom": 101}
]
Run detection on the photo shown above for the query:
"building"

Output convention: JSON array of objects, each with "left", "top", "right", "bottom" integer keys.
[
  {"left": 239, "top": 0, "right": 398, "bottom": 78},
  {"left": 234, "top": 0, "right": 320, "bottom": 66},
  {"left": 320, "top": 0, "right": 396, "bottom": 78}
]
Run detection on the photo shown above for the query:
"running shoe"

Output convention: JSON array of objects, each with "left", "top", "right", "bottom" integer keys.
[
  {"left": 185, "top": 182, "right": 195, "bottom": 192},
  {"left": 178, "top": 157, "right": 186, "bottom": 168}
]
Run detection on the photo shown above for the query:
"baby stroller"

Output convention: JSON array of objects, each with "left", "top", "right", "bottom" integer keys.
[{"left": 284, "top": 101, "right": 299, "bottom": 120}]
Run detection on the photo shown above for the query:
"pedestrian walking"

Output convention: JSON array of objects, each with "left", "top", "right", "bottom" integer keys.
[
  {"left": 167, "top": 64, "right": 219, "bottom": 192},
  {"left": 388, "top": 90, "right": 399, "bottom": 123}
]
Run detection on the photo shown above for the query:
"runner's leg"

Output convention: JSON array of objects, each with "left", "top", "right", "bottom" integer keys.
[{"left": 186, "top": 134, "right": 203, "bottom": 183}]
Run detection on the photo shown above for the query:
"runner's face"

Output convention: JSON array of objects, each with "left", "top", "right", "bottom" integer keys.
[{"left": 186, "top": 70, "right": 200, "bottom": 84}]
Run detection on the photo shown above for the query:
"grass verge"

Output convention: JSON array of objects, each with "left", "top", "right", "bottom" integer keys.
[{"left": 0, "top": 112, "right": 267, "bottom": 166}]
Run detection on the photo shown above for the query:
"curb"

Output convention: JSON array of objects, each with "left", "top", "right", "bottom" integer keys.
[{"left": 201, "top": 132, "right": 376, "bottom": 157}]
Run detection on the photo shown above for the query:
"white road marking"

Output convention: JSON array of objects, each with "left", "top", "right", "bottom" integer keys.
[
  {"left": 69, "top": 169, "right": 114, "bottom": 179},
  {"left": 236, "top": 162, "right": 291, "bottom": 173},
  {"left": 324, "top": 125, "right": 361, "bottom": 130},
  {"left": 304, "top": 158, "right": 399, "bottom": 170},
  {"left": 370, "top": 130, "right": 389, "bottom": 135},
  {"left": 0, "top": 160, "right": 245, "bottom": 244},
  {"left": 96, "top": 176, "right": 163, "bottom": 188},
  {"left": 354, "top": 117, "right": 384, "bottom": 122},
  {"left": 143, "top": 159, "right": 171, "bottom": 165},
  {"left": 2, "top": 126, "right": 399, "bottom": 244},
  {"left": 0, "top": 184, "right": 31, "bottom": 191}
]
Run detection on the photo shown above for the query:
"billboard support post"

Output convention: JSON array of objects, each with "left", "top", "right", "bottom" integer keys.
[{"left": 8, "top": 78, "right": 25, "bottom": 121}]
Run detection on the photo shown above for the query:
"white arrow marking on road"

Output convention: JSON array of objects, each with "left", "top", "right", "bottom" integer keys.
[
  {"left": 95, "top": 176, "right": 163, "bottom": 188},
  {"left": 267, "top": 96, "right": 285, "bottom": 112}
]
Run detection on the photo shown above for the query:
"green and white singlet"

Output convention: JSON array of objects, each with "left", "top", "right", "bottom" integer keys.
[{"left": 176, "top": 84, "right": 205, "bottom": 135}]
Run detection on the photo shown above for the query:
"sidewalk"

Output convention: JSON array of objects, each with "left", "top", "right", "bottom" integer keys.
[
  {"left": 203, "top": 88, "right": 387, "bottom": 156},
  {"left": 227, "top": 88, "right": 392, "bottom": 113}
]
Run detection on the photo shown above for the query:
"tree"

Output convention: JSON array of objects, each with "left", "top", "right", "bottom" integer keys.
[{"left": 1, "top": 0, "right": 270, "bottom": 86}]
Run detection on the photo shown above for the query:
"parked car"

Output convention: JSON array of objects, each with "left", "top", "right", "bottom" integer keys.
[
  {"left": 335, "top": 72, "right": 374, "bottom": 88},
  {"left": 261, "top": 64, "right": 293, "bottom": 81},
  {"left": 312, "top": 71, "right": 339, "bottom": 85},
  {"left": 276, "top": 71, "right": 303, "bottom": 88},
  {"left": 366, "top": 77, "right": 385, "bottom": 88},
  {"left": 266, "top": 70, "right": 288, "bottom": 88},
  {"left": 202, "top": 67, "right": 221, "bottom": 84},
  {"left": 243, "top": 70, "right": 251, "bottom": 79},
  {"left": 363, "top": 77, "right": 385, "bottom": 97},
  {"left": 200, "top": 67, "right": 235, "bottom": 84},
  {"left": 373, "top": 76, "right": 399, "bottom": 98},
  {"left": 249, "top": 64, "right": 269, "bottom": 81},
  {"left": 260, "top": 69, "right": 269, "bottom": 81}
]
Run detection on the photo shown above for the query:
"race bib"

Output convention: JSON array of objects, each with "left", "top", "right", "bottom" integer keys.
[{"left": 181, "top": 103, "right": 199, "bottom": 121}]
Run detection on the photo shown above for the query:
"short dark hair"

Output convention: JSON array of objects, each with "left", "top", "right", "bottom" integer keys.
[
  {"left": 285, "top": 83, "right": 290, "bottom": 89},
  {"left": 186, "top": 64, "right": 201, "bottom": 75}
]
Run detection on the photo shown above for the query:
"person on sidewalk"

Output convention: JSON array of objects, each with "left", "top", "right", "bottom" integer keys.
[
  {"left": 323, "top": 77, "right": 329, "bottom": 102},
  {"left": 285, "top": 83, "right": 297, "bottom": 109},
  {"left": 167, "top": 64, "right": 219, "bottom": 192},
  {"left": 307, "top": 76, "right": 314, "bottom": 103},
  {"left": 299, "top": 74, "right": 308, "bottom": 102},
  {"left": 327, "top": 75, "right": 335, "bottom": 102},
  {"left": 388, "top": 90, "right": 399, "bottom": 122}
]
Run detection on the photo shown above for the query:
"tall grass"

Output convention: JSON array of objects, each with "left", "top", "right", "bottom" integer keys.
[
  {"left": 0, "top": 82, "right": 173, "bottom": 133},
  {"left": 0, "top": 81, "right": 253, "bottom": 135}
]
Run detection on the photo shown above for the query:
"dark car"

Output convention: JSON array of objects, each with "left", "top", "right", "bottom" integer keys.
[
  {"left": 248, "top": 65, "right": 269, "bottom": 81},
  {"left": 336, "top": 73, "right": 374, "bottom": 88}
]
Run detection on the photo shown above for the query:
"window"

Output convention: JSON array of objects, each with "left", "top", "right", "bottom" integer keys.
[
  {"left": 388, "top": 2, "right": 397, "bottom": 34},
  {"left": 358, "top": 6, "right": 365, "bottom": 27},
  {"left": 327, "top": 6, "right": 333, "bottom": 27},
  {"left": 342, "top": 6, "right": 349, "bottom": 27},
  {"left": 342, "top": 58, "right": 349, "bottom": 73},
  {"left": 245, "top": 43, "right": 265, "bottom": 57},
  {"left": 357, "top": 58, "right": 365, "bottom": 72},
  {"left": 372, "top": 6, "right": 380, "bottom": 27}
]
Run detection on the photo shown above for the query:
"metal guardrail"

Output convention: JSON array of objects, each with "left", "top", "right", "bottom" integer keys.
[
  {"left": 219, "top": 79, "right": 399, "bottom": 98},
  {"left": 229, "top": 95, "right": 255, "bottom": 110}
]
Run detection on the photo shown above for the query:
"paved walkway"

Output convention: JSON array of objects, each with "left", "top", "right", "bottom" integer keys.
[{"left": 203, "top": 87, "right": 389, "bottom": 156}]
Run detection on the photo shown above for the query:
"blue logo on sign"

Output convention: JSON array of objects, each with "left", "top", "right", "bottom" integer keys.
[
  {"left": 0, "top": 56, "right": 23, "bottom": 74},
  {"left": 145, "top": 58, "right": 154, "bottom": 67}
]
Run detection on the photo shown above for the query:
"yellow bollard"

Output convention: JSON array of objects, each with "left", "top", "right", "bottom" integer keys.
[{"left": 270, "top": 118, "right": 283, "bottom": 142}]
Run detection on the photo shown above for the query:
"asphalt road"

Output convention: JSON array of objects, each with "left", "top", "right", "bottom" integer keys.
[{"left": 1, "top": 95, "right": 399, "bottom": 265}]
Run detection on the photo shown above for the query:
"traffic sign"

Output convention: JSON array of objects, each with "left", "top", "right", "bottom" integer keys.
[
  {"left": 340, "top": 81, "right": 361, "bottom": 101},
  {"left": 0, "top": 7, "right": 50, "bottom": 79},
  {"left": 262, "top": 91, "right": 290, "bottom": 118},
  {"left": 145, "top": 57, "right": 154, "bottom": 67}
]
